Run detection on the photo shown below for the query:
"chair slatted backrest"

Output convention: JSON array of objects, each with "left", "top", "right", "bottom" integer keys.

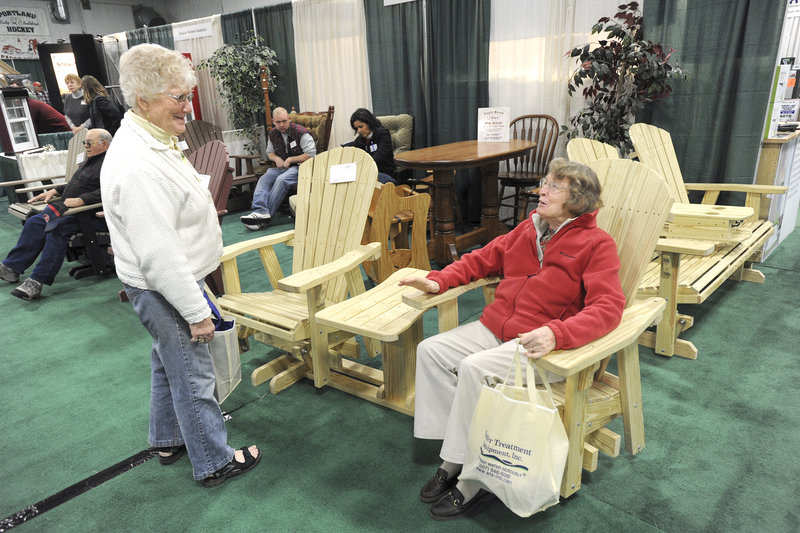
[
  {"left": 588, "top": 158, "right": 674, "bottom": 306},
  {"left": 293, "top": 146, "right": 378, "bottom": 301},
  {"left": 64, "top": 128, "right": 87, "bottom": 181},
  {"left": 289, "top": 106, "right": 335, "bottom": 153},
  {"left": 506, "top": 114, "right": 559, "bottom": 179},
  {"left": 629, "top": 123, "right": 691, "bottom": 205},
  {"left": 188, "top": 140, "right": 232, "bottom": 216},
  {"left": 180, "top": 120, "right": 224, "bottom": 156},
  {"left": 567, "top": 137, "right": 620, "bottom": 164}
]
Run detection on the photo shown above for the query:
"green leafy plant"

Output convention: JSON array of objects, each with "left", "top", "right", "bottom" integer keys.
[
  {"left": 198, "top": 32, "right": 278, "bottom": 153},
  {"left": 562, "top": 2, "right": 686, "bottom": 155}
]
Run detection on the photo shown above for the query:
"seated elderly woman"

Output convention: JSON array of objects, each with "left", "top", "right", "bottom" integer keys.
[{"left": 398, "top": 158, "right": 626, "bottom": 521}]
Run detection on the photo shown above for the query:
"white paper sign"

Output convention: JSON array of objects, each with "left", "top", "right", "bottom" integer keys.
[
  {"left": 172, "top": 21, "right": 214, "bottom": 41},
  {"left": 477, "top": 107, "right": 510, "bottom": 142},
  {"left": 177, "top": 140, "right": 189, "bottom": 151},
  {"left": 75, "top": 151, "right": 85, "bottom": 165},
  {"left": 197, "top": 174, "right": 211, "bottom": 189},
  {"left": 329, "top": 162, "right": 357, "bottom": 184}
]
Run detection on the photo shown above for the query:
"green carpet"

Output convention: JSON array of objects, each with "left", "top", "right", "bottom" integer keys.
[{"left": 0, "top": 199, "right": 798, "bottom": 532}]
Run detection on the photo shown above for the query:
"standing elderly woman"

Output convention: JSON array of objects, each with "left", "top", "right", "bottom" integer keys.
[
  {"left": 62, "top": 73, "right": 89, "bottom": 132},
  {"left": 399, "top": 158, "right": 626, "bottom": 520},
  {"left": 81, "top": 75, "right": 123, "bottom": 136},
  {"left": 343, "top": 108, "right": 396, "bottom": 184},
  {"left": 101, "top": 43, "right": 260, "bottom": 487}
]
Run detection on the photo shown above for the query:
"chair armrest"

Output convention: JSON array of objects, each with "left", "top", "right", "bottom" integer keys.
[
  {"left": 220, "top": 230, "right": 295, "bottom": 262},
  {"left": 684, "top": 183, "right": 787, "bottom": 195},
  {"left": 0, "top": 175, "right": 65, "bottom": 187},
  {"left": 537, "top": 297, "right": 666, "bottom": 378},
  {"left": 63, "top": 202, "right": 103, "bottom": 216},
  {"left": 402, "top": 277, "right": 502, "bottom": 310},
  {"left": 655, "top": 238, "right": 715, "bottom": 256},
  {"left": 278, "top": 242, "right": 381, "bottom": 293},
  {"left": 16, "top": 183, "right": 63, "bottom": 194}
]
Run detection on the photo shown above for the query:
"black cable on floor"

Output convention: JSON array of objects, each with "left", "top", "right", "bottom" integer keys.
[{"left": 0, "top": 448, "right": 156, "bottom": 532}]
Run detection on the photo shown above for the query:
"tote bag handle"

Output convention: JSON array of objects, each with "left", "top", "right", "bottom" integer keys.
[{"left": 499, "top": 340, "right": 554, "bottom": 407}]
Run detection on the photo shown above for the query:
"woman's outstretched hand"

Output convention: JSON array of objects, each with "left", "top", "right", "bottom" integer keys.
[{"left": 398, "top": 276, "right": 440, "bottom": 294}]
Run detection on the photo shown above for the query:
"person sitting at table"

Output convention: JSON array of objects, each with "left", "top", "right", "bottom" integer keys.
[
  {"left": 398, "top": 158, "right": 626, "bottom": 521},
  {"left": 343, "top": 108, "right": 396, "bottom": 184}
]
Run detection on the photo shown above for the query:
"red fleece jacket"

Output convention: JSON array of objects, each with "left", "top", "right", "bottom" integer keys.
[{"left": 426, "top": 210, "right": 625, "bottom": 350}]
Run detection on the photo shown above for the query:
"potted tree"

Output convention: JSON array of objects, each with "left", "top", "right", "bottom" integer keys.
[
  {"left": 563, "top": 2, "right": 686, "bottom": 155},
  {"left": 199, "top": 32, "right": 278, "bottom": 154}
]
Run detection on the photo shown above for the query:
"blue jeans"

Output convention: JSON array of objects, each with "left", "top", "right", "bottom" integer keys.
[
  {"left": 2, "top": 211, "right": 81, "bottom": 285},
  {"left": 251, "top": 166, "right": 300, "bottom": 216},
  {"left": 124, "top": 281, "right": 234, "bottom": 480}
]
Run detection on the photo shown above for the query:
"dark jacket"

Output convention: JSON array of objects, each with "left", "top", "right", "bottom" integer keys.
[
  {"left": 88, "top": 96, "right": 123, "bottom": 136},
  {"left": 53, "top": 151, "right": 106, "bottom": 209},
  {"left": 427, "top": 210, "right": 625, "bottom": 349},
  {"left": 345, "top": 127, "right": 396, "bottom": 176},
  {"left": 268, "top": 123, "right": 311, "bottom": 163}
]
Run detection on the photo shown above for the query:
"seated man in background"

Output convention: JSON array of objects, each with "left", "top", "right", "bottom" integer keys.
[
  {"left": 0, "top": 128, "right": 111, "bottom": 300},
  {"left": 240, "top": 107, "right": 316, "bottom": 230}
]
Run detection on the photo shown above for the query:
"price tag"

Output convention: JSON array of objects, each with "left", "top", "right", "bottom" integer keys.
[{"left": 329, "top": 162, "right": 357, "bottom": 183}]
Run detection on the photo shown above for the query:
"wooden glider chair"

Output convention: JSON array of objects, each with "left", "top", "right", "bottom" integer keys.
[
  {"left": 214, "top": 146, "right": 381, "bottom": 394},
  {"left": 316, "top": 159, "right": 673, "bottom": 498},
  {"left": 567, "top": 134, "right": 786, "bottom": 359},
  {"left": 498, "top": 114, "right": 559, "bottom": 225},
  {"left": 3, "top": 129, "right": 86, "bottom": 220},
  {"left": 628, "top": 125, "right": 787, "bottom": 358}
]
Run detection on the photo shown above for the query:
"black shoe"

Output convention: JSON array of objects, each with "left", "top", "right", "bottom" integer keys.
[
  {"left": 201, "top": 446, "right": 261, "bottom": 488},
  {"left": 157, "top": 444, "right": 186, "bottom": 465},
  {"left": 420, "top": 468, "right": 459, "bottom": 503},
  {"left": 429, "top": 488, "right": 496, "bottom": 521}
]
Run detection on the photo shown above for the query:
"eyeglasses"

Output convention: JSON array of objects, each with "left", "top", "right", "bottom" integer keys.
[
  {"left": 164, "top": 92, "right": 194, "bottom": 104},
  {"left": 539, "top": 178, "right": 567, "bottom": 193},
  {"left": 83, "top": 140, "right": 103, "bottom": 147}
]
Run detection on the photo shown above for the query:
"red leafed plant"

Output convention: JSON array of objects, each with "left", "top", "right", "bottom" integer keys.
[{"left": 562, "top": 2, "right": 686, "bottom": 155}]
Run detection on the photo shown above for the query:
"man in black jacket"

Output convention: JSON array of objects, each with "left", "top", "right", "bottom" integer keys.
[{"left": 0, "top": 128, "right": 111, "bottom": 300}]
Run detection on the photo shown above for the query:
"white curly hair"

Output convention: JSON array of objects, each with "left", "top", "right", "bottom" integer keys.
[{"left": 119, "top": 43, "right": 196, "bottom": 111}]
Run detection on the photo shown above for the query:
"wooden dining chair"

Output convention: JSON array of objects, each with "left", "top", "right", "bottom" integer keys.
[{"left": 498, "top": 114, "right": 558, "bottom": 225}]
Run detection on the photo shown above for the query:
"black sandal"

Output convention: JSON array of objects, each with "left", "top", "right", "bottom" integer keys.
[
  {"left": 201, "top": 446, "right": 261, "bottom": 488},
  {"left": 157, "top": 444, "right": 186, "bottom": 465}
]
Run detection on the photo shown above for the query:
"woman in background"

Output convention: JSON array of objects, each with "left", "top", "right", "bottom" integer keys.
[
  {"left": 101, "top": 43, "right": 261, "bottom": 488},
  {"left": 62, "top": 73, "right": 89, "bottom": 133},
  {"left": 344, "top": 108, "right": 396, "bottom": 184},
  {"left": 81, "top": 75, "right": 123, "bottom": 136}
]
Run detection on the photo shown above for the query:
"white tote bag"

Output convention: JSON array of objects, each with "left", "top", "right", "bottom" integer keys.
[
  {"left": 460, "top": 344, "right": 569, "bottom": 517},
  {"left": 204, "top": 287, "right": 242, "bottom": 404}
]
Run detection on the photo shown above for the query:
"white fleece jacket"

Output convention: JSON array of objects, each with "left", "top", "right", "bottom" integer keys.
[{"left": 101, "top": 113, "right": 222, "bottom": 324}]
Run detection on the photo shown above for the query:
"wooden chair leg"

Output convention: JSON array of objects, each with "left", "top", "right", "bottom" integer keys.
[
  {"left": 617, "top": 342, "right": 645, "bottom": 455},
  {"left": 560, "top": 364, "right": 598, "bottom": 498}
]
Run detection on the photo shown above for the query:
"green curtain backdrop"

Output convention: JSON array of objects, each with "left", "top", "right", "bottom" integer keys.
[
  {"left": 221, "top": 10, "right": 255, "bottom": 45},
  {"left": 425, "top": 0, "right": 490, "bottom": 146},
  {"left": 124, "top": 25, "right": 174, "bottom": 49},
  {"left": 363, "top": 0, "right": 427, "bottom": 148},
  {"left": 641, "top": 0, "right": 786, "bottom": 188},
  {"left": 425, "top": 0, "right": 490, "bottom": 222},
  {"left": 255, "top": 3, "right": 300, "bottom": 112}
]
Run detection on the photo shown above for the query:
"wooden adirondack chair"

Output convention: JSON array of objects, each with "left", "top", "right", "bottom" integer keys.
[
  {"left": 4, "top": 129, "right": 86, "bottom": 219},
  {"left": 215, "top": 146, "right": 381, "bottom": 394},
  {"left": 316, "top": 158, "right": 674, "bottom": 495},
  {"left": 626, "top": 124, "right": 787, "bottom": 358},
  {"left": 566, "top": 137, "right": 620, "bottom": 162}
]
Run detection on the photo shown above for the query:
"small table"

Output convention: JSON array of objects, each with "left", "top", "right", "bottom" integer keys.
[{"left": 396, "top": 139, "right": 536, "bottom": 264}]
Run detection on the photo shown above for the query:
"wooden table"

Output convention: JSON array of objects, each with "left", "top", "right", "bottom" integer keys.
[{"left": 395, "top": 139, "right": 536, "bottom": 264}]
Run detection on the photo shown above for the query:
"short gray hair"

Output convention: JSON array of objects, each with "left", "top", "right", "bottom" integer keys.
[
  {"left": 548, "top": 158, "right": 603, "bottom": 216},
  {"left": 119, "top": 43, "right": 196, "bottom": 111}
]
